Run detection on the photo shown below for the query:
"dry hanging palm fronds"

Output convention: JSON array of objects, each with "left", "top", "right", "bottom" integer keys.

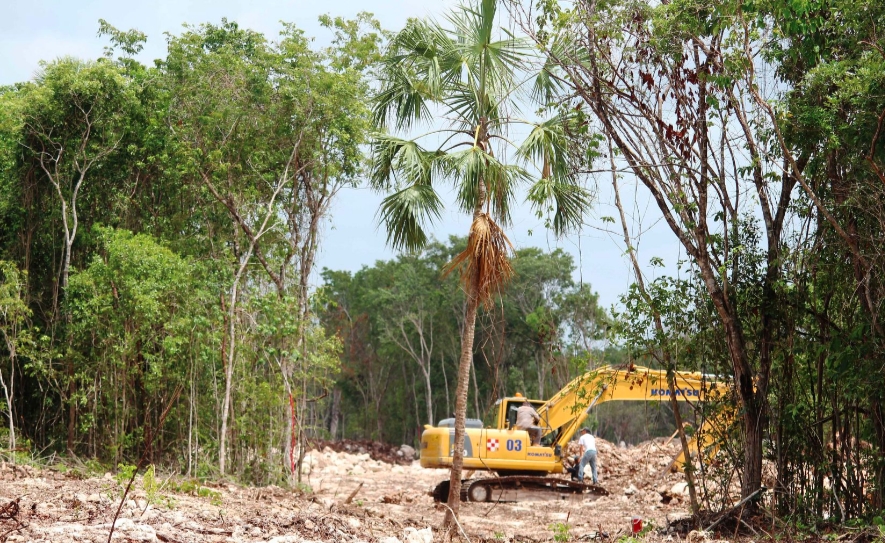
[{"left": 444, "top": 212, "right": 513, "bottom": 307}]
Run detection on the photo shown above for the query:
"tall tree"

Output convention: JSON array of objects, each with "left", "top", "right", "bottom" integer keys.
[
  {"left": 13, "top": 58, "right": 138, "bottom": 451},
  {"left": 163, "top": 17, "right": 378, "bottom": 477},
  {"left": 516, "top": 0, "right": 801, "bottom": 499},
  {"left": 371, "top": 0, "right": 593, "bottom": 527}
]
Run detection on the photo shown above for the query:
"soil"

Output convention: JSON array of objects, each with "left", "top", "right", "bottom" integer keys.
[{"left": 0, "top": 437, "right": 733, "bottom": 543}]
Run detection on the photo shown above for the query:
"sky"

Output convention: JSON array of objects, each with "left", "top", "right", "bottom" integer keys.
[{"left": 0, "top": 0, "right": 683, "bottom": 311}]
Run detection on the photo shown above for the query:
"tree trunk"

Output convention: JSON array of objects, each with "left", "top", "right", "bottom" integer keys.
[
  {"left": 0, "top": 344, "right": 14, "bottom": 454},
  {"left": 64, "top": 239, "right": 76, "bottom": 454},
  {"left": 471, "top": 355, "right": 481, "bottom": 419},
  {"left": 443, "top": 270, "right": 480, "bottom": 530},
  {"left": 329, "top": 388, "right": 341, "bottom": 440},
  {"left": 219, "top": 253, "right": 250, "bottom": 476},
  {"left": 871, "top": 397, "right": 885, "bottom": 510},
  {"left": 423, "top": 367, "right": 434, "bottom": 426},
  {"left": 441, "top": 353, "right": 450, "bottom": 419}
]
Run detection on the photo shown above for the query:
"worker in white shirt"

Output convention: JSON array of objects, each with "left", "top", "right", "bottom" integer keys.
[{"left": 577, "top": 428, "right": 598, "bottom": 484}]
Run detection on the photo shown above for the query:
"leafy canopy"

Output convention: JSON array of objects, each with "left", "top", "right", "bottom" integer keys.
[{"left": 370, "top": 0, "right": 595, "bottom": 256}]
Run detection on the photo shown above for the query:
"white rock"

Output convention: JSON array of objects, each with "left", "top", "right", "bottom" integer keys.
[
  {"left": 404, "top": 527, "right": 433, "bottom": 543},
  {"left": 249, "top": 526, "right": 262, "bottom": 536},
  {"left": 624, "top": 484, "right": 638, "bottom": 496},
  {"left": 142, "top": 509, "right": 160, "bottom": 521},
  {"left": 75, "top": 492, "right": 88, "bottom": 502},
  {"left": 670, "top": 482, "right": 689, "bottom": 496},
  {"left": 350, "top": 465, "right": 366, "bottom": 476},
  {"left": 87, "top": 493, "right": 102, "bottom": 503},
  {"left": 126, "top": 499, "right": 137, "bottom": 509},
  {"left": 399, "top": 445, "right": 416, "bottom": 461},
  {"left": 379, "top": 538, "right": 402, "bottom": 543},
  {"left": 130, "top": 524, "right": 158, "bottom": 541},
  {"left": 346, "top": 518, "right": 361, "bottom": 530},
  {"left": 113, "top": 518, "right": 136, "bottom": 531},
  {"left": 137, "top": 498, "right": 147, "bottom": 509}
]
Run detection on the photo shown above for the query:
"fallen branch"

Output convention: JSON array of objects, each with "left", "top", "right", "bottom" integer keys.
[
  {"left": 0, "top": 499, "right": 24, "bottom": 543},
  {"left": 107, "top": 385, "right": 183, "bottom": 543},
  {"left": 0, "top": 522, "right": 26, "bottom": 543},
  {"left": 344, "top": 482, "right": 364, "bottom": 504},
  {"left": 439, "top": 502, "right": 472, "bottom": 543},
  {"left": 0, "top": 499, "right": 18, "bottom": 521},
  {"left": 705, "top": 486, "right": 767, "bottom": 533}
]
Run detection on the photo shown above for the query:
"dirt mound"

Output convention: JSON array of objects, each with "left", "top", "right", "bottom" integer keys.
[{"left": 309, "top": 439, "right": 414, "bottom": 466}]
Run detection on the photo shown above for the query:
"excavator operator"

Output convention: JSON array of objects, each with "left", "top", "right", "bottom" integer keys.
[{"left": 516, "top": 400, "right": 542, "bottom": 445}]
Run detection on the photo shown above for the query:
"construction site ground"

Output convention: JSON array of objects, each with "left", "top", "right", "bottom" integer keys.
[{"left": 0, "top": 437, "right": 732, "bottom": 543}]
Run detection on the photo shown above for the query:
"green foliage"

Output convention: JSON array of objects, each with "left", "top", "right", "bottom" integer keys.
[
  {"left": 0, "top": 15, "right": 376, "bottom": 485},
  {"left": 115, "top": 463, "right": 137, "bottom": 487},
  {"left": 142, "top": 464, "right": 159, "bottom": 505},
  {"left": 549, "top": 521, "right": 571, "bottom": 542},
  {"left": 168, "top": 478, "right": 223, "bottom": 505}
]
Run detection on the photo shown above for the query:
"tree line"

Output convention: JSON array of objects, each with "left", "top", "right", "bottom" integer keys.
[{"left": 0, "top": 0, "right": 883, "bottom": 530}]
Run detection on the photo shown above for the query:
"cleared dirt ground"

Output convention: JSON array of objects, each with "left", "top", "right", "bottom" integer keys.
[{"left": 0, "top": 437, "right": 713, "bottom": 543}]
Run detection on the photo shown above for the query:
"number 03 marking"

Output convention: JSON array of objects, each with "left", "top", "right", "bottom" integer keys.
[{"left": 506, "top": 439, "right": 522, "bottom": 452}]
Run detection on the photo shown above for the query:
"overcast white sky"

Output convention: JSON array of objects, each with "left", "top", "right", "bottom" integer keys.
[{"left": 0, "top": 0, "right": 682, "bottom": 311}]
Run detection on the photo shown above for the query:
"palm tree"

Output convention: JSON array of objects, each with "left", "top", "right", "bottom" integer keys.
[{"left": 371, "top": 0, "right": 593, "bottom": 529}]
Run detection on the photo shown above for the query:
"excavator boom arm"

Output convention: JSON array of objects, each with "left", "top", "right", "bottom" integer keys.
[{"left": 537, "top": 366, "right": 731, "bottom": 454}]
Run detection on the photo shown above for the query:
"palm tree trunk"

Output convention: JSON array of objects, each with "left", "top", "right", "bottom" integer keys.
[{"left": 444, "top": 269, "right": 479, "bottom": 529}]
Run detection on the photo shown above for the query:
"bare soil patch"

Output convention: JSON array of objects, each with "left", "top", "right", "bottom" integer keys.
[{"left": 0, "top": 438, "right": 716, "bottom": 543}]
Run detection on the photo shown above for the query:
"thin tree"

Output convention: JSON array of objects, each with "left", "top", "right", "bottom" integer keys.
[{"left": 371, "top": 0, "right": 592, "bottom": 529}]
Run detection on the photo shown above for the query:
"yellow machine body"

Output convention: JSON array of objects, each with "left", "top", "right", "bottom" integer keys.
[
  {"left": 420, "top": 365, "right": 732, "bottom": 474},
  {"left": 420, "top": 398, "right": 559, "bottom": 474}
]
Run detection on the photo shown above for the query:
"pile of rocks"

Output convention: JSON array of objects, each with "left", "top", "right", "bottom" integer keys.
[
  {"left": 309, "top": 440, "right": 416, "bottom": 465},
  {"left": 300, "top": 446, "right": 416, "bottom": 477}
]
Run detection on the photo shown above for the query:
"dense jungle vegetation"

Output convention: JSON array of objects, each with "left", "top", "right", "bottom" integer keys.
[{"left": 1, "top": 0, "right": 884, "bottom": 529}]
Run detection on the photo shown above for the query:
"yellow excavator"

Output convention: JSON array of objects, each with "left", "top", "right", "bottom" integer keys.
[{"left": 420, "top": 364, "right": 732, "bottom": 501}]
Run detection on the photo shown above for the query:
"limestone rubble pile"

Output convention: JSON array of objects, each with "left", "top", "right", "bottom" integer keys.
[{"left": 0, "top": 436, "right": 707, "bottom": 543}]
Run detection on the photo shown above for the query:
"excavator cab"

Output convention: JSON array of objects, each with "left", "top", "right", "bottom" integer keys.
[
  {"left": 498, "top": 396, "right": 558, "bottom": 449},
  {"left": 498, "top": 396, "right": 545, "bottom": 431}
]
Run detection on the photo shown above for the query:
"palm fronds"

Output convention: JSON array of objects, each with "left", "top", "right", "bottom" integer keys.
[{"left": 378, "top": 183, "right": 443, "bottom": 253}]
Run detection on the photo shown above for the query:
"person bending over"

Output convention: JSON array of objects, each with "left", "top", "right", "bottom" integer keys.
[{"left": 577, "top": 428, "right": 598, "bottom": 484}]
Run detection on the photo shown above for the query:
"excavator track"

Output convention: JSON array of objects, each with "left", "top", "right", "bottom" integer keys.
[{"left": 431, "top": 477, "right": 609, "bottom": 503}]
